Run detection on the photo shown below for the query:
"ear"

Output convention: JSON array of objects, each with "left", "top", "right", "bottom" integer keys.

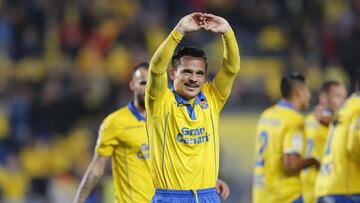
[
  {"left": 129, "top": 80, "right": 135, "bottom": 91},
  {"left": 170, "top": 68, "right": 176, "bottom": 81}
]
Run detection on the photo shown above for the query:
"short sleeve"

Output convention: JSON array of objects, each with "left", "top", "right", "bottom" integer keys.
[
  {"left": 283, "top": 127, "right": 304, "bottom": 155},
  {"left": 95, "top": 116, "right": 121, "bottom": 156}
]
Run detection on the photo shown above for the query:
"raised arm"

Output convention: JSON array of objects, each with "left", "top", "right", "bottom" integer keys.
[
  {"left": 203, "top": 14, "right": 241, "bottom": 99},
  {"left": 147, "top": 13, "right": 204, "bottom": 98},
  {"left": 73, "top": 153, "right": 109, "bottom": 203}
]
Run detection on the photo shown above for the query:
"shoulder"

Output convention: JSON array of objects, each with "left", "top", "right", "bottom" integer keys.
[
  {"left": 103, "top": 106, "right": 131, "bottom": 126},
  {"left": 260, "top": 105, "right": 278, "bottom": 118}
]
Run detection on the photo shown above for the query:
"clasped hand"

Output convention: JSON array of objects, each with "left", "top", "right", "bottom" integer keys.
[{"left": 176, "top": 12, "right": 231, "bottom": 35}]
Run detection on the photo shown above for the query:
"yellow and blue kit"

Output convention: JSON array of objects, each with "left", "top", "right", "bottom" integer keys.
[
  {"left": 348, "top": 109, "right": 360, "bottom": 162},
  {"left": 95, "top": 102, "right": 154, "bottom": 203},
  {"left": 316, "top": 93, "right": 360, "bottom": 202},
  {"left": 253, "top": 100, "right": 305, "bottom": 203},
  {"left": 301, "top": 113, "right": 329, "bottom": 203},
  {"left": 145, "top": 28, "right": 240, "bottom": 202}
]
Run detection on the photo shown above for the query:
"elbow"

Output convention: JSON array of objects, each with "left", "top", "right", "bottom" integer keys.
[
  {"left": 223, "top": 61, "right": 240, "bottom": 75},
  {"left": 283, "top": 157, "right": 301, "bottom": 175},
  {"left": 148, "top": 60, "right": 165, "bottom": 75}
]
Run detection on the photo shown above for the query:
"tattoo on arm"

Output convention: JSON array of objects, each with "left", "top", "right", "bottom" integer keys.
[{"left": 73, "top": 155, "right": 108, "bottom": 203}]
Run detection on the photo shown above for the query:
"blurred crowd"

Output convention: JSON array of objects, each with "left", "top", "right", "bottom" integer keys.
[{"left": 0, "top": 0, "right": 359, "bottom": 202}]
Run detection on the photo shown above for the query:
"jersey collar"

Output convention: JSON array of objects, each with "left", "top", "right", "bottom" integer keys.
[
  {"left": 172, "top": 88, "right": 207, "bottom": 106},
  {"left": 127, "top": 102, "right": 146, "bottom": 121},
  {"left": 277, "top": 99, "right": 297, "bottom": 110}
]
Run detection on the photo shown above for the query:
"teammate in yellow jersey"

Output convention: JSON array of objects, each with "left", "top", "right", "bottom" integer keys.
[
  {"left": 316, "top": 72, "right": 360, "bottom": 203},
  {"left": 146, "top": 12, "right": 240, "bottom": 202},
  {"left": 347, "top": 101, "right": 360, "bottom": 163},
  {"left": 253, "top": 72, "right": 320, "bottom": 203},
  {"left": 301, "top": 81, "right": 347, "bottom": 203},
  {"left": 73, "top": 63, "right": 230, "bottom": 203}
]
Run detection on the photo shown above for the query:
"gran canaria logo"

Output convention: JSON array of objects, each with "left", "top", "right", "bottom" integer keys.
[
  {"left": 137, "top": 144, "right": 150, "bottom": 159},
  {"left": 176, "top": 127, "right": 209, "bottom": 144}
]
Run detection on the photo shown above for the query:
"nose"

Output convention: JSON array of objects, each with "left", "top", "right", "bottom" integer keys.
[{"left": 189, "top": 73, "right": 198, "bottom": 82}]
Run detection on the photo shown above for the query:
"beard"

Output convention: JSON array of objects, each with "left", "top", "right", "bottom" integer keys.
[{"left": 136, "top": 94, "right": 145, "bottom": 109}]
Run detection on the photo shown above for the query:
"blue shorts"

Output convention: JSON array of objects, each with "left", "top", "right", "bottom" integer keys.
[
  {"left": 152, "top": 187, "right": 220, "bottom": 203},
  {"left": 292, "top": 195, "right": 303, "bottom": 203},
  {"left": 318, "top": 194, "right": 360, "bottom": 203}
]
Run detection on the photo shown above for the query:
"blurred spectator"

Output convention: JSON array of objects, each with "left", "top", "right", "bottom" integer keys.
[{"left": 0, "top": 153, "right": 29, "bottom": 203}]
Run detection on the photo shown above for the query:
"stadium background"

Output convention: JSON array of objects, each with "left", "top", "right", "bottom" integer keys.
[{"left": 0, "top": 0, "right": 359, "bottom": 202}]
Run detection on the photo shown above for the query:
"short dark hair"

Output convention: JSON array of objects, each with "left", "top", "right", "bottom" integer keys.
[
  {"left": 132, "top": 62, "right": 149, "bottom": 78},
  {"left": 171, "top": 47, "right": 208, "bottom": 71},
  {"left": 320, "top": 80, "right": 341, "bottom": 94},
  {"left": 280, "top": 71, "right": 306, "bottom": 99}
]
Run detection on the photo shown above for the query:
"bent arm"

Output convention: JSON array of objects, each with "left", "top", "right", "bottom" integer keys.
[
  {"left": 283, "top": 153, "right": 320, "bottom": 175},
  {"left": 147, "top": 29, "right": 184, "bottom": 98},
  {"left": 73, "top": 153, "right": 110, "bottom": 203},
  {"left": 212, "top": 29, "right": 241, "bottom": 99}
]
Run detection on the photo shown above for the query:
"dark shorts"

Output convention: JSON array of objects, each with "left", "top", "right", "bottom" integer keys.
[
  {"left": 318, "top": 194, "right": 360, "bottom": 203},
  {"left": 292, "top": 195, "right": 304, "bottom": 203},
  {"left": 152, "top": 187, "right": 220, "bottom": 203}
]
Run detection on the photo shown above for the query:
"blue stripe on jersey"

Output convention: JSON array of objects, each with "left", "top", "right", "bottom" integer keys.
[
  {"left": 172, "top": 90, "right": 207, "bottom": 120},
  {"left": 277, "top": 99, "right": 296, "bottom": 110},
  {"left": 127, "top": 102, "right": 146, "bottom": 121}
]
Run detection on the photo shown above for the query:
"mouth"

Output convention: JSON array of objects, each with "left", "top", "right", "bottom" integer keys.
[{"left": 184, "top": 83, "right": 199, "bottom": 91}]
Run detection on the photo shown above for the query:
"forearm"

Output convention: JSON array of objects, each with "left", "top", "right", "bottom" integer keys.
[
  {"left": 147, "top": 29, "right": 184, "bottom": 97},
  {"left": 73, "top": 157, "right": 107, "bottom": 203},
  {"left": 213, "top": 29, "right": 240, "bottom": 97},
  {"left": 284, "top": 157, "right": 318, "bottom": 175},
  {"left": 73, "top": 172, "right": 103, "bottom": 203}
]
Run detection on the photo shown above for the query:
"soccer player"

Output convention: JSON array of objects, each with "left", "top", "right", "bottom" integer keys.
[
  {"left": 301, "top": 81, "right": 347, "bottom": 203},
  {"left": 145, "top": 13, "right": 240, "bottom": 202},
  {"left": 73, "top": 63, "right": 230, "bottom": 203},
  {"left": 253, "top": 72, "right": 320, "bottom": 203},
  {"left": 316, "top": 73, "right": 360, "bottom": 202}
]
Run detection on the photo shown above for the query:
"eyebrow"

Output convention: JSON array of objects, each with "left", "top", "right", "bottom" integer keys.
[{"left": 181, "top": 69, "right": 193, "bottom": 73}]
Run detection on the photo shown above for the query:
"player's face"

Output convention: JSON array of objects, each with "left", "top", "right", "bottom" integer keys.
[
  {"left": 130, "top": 68, "right": 148, "bottom": 108},
  {"left": 326, "top": 84, "right": 347, "bottom": 111},
  {"left": 170, "top": 56, "right": 207, "bottom": 100}
]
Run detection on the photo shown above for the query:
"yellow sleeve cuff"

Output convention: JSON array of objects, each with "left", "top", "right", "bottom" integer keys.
[
  {"left": 171, "top": 29, "right": 184, "bottom": 43},
  {"left": 223, "top": 28, "right": 235, "bottom": 39}
]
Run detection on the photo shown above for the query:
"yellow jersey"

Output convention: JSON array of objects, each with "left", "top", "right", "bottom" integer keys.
[
  {"left": 348, "top": 107, "right": 360, "bottom": 162},
  {"left": 301, "top": 113, "right": 329, "bottom": 203},
  {"left": 316, "top": 93, "right": 360, "bottom": 197},
  {"left": 95, "top": 102, "right": 154, "bottom": 203},
  {"left": 146, "top": 29, "right": 240, "bottom": 190},
  {"left": 253, "top": 100, "right": 305, "bottom": 203}
]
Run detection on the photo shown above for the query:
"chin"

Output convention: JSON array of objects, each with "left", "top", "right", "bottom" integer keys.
[{"left": 184, "top": 92, "right": 199, "bottom": 99}]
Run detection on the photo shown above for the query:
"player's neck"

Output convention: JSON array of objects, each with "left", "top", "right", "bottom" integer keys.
[
  {"left": 283, "top": 98, "right": 301, "bottom": 111},
  {"left": 134, "top": 101, "right": 146, "bottom": 117}
]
